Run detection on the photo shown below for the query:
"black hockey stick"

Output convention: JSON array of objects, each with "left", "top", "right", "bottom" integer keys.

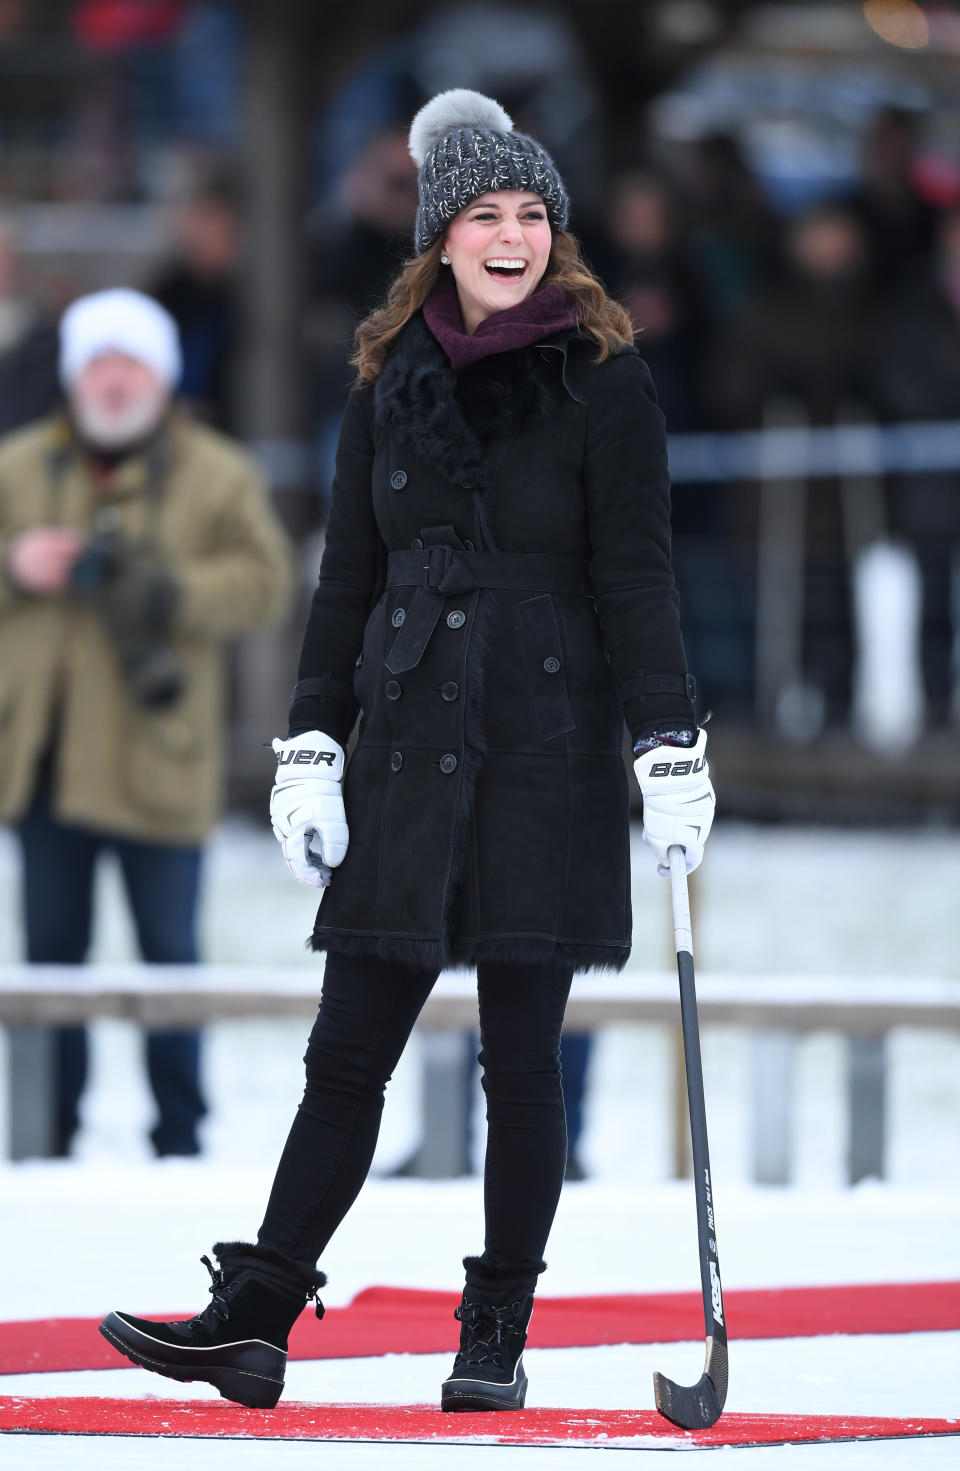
[{"left": 653, "top": 844, "right": 728, "bottom": 1430}]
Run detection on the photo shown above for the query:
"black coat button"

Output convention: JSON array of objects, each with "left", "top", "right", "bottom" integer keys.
[
  {"left": 441, "top": 681, "right": 460, "bottom": 701},
  {"left": 386, "top": 680, "right": 402, "bottom": 700},
  {"left": 411, "top": 537, "right": 423, "bottom": 550},
  {"left": 446, "top": 610, "right": 465, "bottom": 629},
  {"left": 464, "top": 539, "right": 475, "bottom": 550},
  {"left": 390, "top": 469, "right": 407, "bottom": 490},
  {"left": 390, "top": 751, "right": 404, "bottom": 772},
  {"left": 543, "top": 656, "right": 561, "bottom": 674},
  {"left": 392, "top": 608, "right": 406, "bottom": 627},
  {"left": 439, "top": 753, "right": 458, "bottom": 774},
  {"left": 459, "top": 479, "right": 472, "bottom": 490}
]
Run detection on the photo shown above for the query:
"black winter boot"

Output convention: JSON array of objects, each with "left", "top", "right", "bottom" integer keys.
[
  {"left": 99, "top": 1242, "right": 325, "bottom": 1409},
  {"left": 440, "top": 1255, "right": 542, "bottom": 1412}
]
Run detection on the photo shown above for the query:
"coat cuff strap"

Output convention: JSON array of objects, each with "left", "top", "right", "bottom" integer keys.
[
  {"left": 291, "top": 675, "right": 355, "bottom": 706},
  {"left": 617, "top": 670, "right": 697, "bottom": 705}
]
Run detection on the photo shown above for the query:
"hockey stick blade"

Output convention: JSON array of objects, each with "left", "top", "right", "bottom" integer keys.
[
  {"left": 652, "top": 846, "right": 729, "bottom": 1431},
  {"left": 654, "top": 1337, "right": 728, "bottom": 1429}
]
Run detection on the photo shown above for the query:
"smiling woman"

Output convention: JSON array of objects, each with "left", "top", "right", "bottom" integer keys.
[
  {"left": 98, "top": 86, "right": 715, "bottom": 1430},
  {"left": 442, "top": 191, "right": 553, "bottom": 333}
]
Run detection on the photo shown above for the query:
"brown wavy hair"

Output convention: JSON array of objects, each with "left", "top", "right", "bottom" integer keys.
[{"left": 351, "top": 231, "right": 635, "bottom": 384}]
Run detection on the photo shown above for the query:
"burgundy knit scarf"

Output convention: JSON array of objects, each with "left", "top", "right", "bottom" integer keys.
[{"left": 422, "top": 268, "right": 579, "bottom": 371}]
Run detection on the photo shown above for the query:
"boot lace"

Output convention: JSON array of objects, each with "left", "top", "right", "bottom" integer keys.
[
  {"left": 184, "top": 1255, "right": 236, "bottom": 1333},
  {"left": 453, "top": 1300, "right": 526, "bottom": 1371},
  {"left": 185, "top": 1254, "right": 325, "bottom": 1333}
]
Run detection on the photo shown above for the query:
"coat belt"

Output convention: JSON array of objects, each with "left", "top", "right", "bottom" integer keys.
[{"left": 384, "top": 546, "right": 592, "bottom": 674}]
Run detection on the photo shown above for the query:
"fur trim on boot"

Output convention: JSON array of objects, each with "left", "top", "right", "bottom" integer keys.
[
  {"left": 212, "top": 1240, "right": 327, "bottom": 1296},
  {"left": 462, "top": 1253, "right": 545, "bottom": 1304}
]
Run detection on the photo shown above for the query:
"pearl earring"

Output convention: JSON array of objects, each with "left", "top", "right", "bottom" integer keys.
[{"left": 441, "top": 254, "right": 450, "bottom": 265}]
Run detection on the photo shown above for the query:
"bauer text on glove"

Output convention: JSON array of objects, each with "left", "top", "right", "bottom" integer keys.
[
  {"left": 633, "top": 726, "right": 715, "bottom": 876},
  {"left": 269, "top": 730, "right": 348, "bottom": 888}
]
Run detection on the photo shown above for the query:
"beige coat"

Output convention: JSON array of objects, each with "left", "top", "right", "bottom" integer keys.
[{"left": 0, "top": 412, "right": 293, "bottom": 843}]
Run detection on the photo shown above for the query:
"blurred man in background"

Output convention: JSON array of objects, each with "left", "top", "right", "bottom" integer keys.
[{"left": 0, "top": 288, "right": 293, "bottom": 1157}]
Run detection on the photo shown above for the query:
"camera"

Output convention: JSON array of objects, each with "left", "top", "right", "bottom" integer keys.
[{"left": 69, "top": 531, "right": 185, "bottom": 709}]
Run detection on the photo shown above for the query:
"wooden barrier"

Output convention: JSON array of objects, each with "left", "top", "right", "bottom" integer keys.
[{"left": 2, "top": 966, "right": 958, "bottom": 1177}]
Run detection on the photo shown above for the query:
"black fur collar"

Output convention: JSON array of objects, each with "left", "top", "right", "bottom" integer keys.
[{"left": 373, "top": 313, "right": 557, "bottom": 492}]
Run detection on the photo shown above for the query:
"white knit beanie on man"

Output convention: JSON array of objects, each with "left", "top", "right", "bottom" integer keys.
[{"left": 58, "top": 288, "right": 182, "bottom": 388}]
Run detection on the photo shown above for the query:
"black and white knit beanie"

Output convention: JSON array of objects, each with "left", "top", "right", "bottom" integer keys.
[{"left": 408, "top": 89, "right": 569, "bottom": 255}]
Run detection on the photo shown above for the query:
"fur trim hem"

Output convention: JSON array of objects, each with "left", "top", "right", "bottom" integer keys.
[
  {"left": 308, "top": 929, "right": 446, "bottom": 972},
  {"left": 309, "top": 929, "right": 631, "bottom": 976},
  {"left": 454, "top": 937, "right": 632, "bottom": 975}
]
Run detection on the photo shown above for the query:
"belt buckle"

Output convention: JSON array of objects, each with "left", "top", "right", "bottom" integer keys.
[{"left": 424, "top": 544, "right": 453, "bottom": 588}]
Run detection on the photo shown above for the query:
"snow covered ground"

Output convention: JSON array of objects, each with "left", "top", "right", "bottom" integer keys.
[{"left": 2, "top": 818, "right": 960, "bottom": 1465}]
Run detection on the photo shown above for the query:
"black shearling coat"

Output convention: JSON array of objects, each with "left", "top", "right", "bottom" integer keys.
[{"left": 289, "top": 313, "right": 696, "bottom": 973}]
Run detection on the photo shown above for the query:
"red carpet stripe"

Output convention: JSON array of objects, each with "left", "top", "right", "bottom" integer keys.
[
  {"left": 1, "top": 1397, "right": 958, "bottom": 1446},
  {"left": 2, "top": 1281, "right": 958, "bottom": 1378}
]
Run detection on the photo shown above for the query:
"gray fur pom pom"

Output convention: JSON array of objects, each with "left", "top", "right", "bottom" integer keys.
[{"left": 408, "top": 89, "right": 514, "bottom": 166}]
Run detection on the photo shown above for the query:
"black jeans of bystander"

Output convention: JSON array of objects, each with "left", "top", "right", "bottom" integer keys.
[
  {"left": 16, "top": 768, "right": 206, "bottom": 1156},
  {"left": 257, "top": 950, "right": 574, "bottom": 1274}
]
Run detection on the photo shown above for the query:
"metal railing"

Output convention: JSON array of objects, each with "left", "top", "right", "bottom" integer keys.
[{"left": 2, "top": 964, "right": 957, "bottom": 1182}]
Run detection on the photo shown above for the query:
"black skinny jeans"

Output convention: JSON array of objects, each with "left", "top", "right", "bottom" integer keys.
[{"left": 258, "top": 951, "right": 574, "bottom": 1277}]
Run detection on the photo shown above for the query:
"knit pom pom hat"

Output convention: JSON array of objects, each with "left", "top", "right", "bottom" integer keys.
[{"left": 408, "top": 88, "right": 569, "bottom": 255}]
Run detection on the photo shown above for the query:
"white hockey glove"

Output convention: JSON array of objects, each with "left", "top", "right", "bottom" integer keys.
[
  {"left": 269, "top": 730, "right": 348, "bottom": 889},
  {"left": 633, "top": 726, "right": 715, "bottom": 876}
]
